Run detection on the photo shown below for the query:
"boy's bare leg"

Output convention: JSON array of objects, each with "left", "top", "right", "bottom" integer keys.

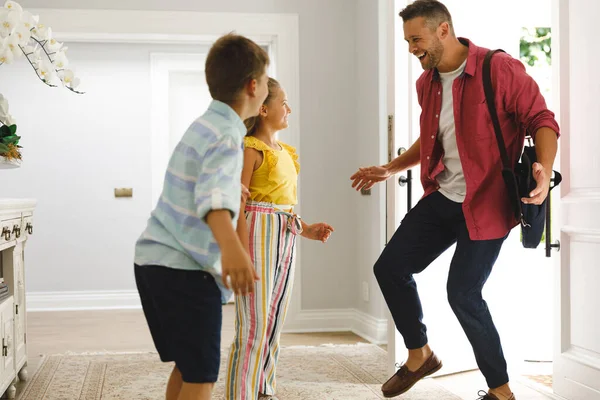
[
  {"left": 166, "top": 366, "right": 184, "bottom": 400},
  {"left": 178, "top": 382, "right": 214, "bottom": 400}
]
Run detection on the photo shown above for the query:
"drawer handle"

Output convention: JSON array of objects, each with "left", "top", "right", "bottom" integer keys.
[
  {"left": 1, "top": 227, "right": 10, "bottom": 241},
  {"left": 25, "top": 223, "right": 33, "bottom": 235},
  {"left": 12, "top": 225, "right": 21, "bottom": 239}
]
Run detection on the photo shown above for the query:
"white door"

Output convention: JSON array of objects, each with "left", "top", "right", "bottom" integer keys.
[
  {"left": 386, "top": 0, "right": 557, "bottom": 378},
  {"left": 552, "top": 0, "right": 600, "bottom": 398}
]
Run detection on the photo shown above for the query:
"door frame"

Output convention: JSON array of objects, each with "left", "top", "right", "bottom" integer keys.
[
  {"left": 33, "top": 8, "right": 304, "bottom": 327},
  {"left": 384, "top": 0, "right": 415, "bottom": 375}
]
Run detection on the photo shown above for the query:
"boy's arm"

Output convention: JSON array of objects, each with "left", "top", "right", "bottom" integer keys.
[
  {"left": 206, "top": 210, "right": 256, "bottom": 295},
  {"left": 195, "top": 135, "right": 258, "bottom": 295}
]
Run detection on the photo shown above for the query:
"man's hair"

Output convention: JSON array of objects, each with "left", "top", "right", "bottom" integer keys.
[
  {"left": 205, "top": 33, "right": 270, "bottom": 104},
  {"left": 399, "top": 0, "right": 454, "bottom": 33}
]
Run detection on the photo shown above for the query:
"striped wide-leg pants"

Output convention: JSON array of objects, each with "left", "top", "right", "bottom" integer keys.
[{"left": 225, "top": 201, "right": 301, "bottom": 400}]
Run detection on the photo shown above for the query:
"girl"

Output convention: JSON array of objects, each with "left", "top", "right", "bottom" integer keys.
[{"left": 226, "top": 78, "right": 334, "bottom": 400}]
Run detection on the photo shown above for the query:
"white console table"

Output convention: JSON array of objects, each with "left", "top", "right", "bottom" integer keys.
[{"left": 0, "top": 199, "right": 35, "bottom": 399}]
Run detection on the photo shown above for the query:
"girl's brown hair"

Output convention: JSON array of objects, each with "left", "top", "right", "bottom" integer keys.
[{"left": 245, "top": 77, "right": 281, "bottom": 136}]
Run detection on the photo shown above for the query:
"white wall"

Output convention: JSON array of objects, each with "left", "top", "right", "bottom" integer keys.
[
  {"left": 1, "top": 42, "right": 209, "bottom": 293},
  {"left": 7, "top": 0, "right": 361, "bottom": 313}
]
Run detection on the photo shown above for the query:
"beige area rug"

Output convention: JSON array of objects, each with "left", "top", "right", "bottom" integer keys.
[
  {"left": 523, "top": 375, "right": 553, "bottom": 389},
  {"left": 19, "top": 344, "right": 460, "bottom": 399}
]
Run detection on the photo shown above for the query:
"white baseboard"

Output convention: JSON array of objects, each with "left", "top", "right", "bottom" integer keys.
[
  {"left": 352, "top": 309, "right": 388, "bottom": 345},
  {"left": 26, "top": 292, "right": 389, "bottom": 344},
  {"left": 283, "top": 308, "right": 388, "bottom": 345},
  {"left": 27, "top": 290, "right": 141, "bottom": 312}
]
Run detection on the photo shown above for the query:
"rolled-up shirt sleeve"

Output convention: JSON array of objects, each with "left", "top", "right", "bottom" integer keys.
[
  {"left": 500, "top": 57, "right": 560, "bottom": 141},
  {"left": 194, "top": 135, "right": 241, "bottom": 221}
]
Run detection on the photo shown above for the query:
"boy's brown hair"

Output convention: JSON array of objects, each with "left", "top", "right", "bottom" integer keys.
[{"left": 205, "top": 33, "right": 270, "bottom": 104}]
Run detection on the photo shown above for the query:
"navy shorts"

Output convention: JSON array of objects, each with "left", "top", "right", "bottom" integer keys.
[{"left": 134, "top": 264, "right": 222, "bottom": 383}]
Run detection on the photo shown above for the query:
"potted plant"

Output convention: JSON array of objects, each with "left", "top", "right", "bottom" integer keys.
[
  {"left": 0, "top": 0, "right": 83, "bottom": 168},
  {"left": 0, "top": 94, "right": 20, "bottom": 168}
]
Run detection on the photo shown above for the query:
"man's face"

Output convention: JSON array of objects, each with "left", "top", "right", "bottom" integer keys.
[{"left": 403, "top": 17, "right": 444, "bottom": 70}]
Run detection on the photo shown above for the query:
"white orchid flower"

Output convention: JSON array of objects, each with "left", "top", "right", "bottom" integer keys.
[
  {"left": 23, "top": 45, "right": 41, "bottom": 66},
  {"left": 31, "top": 23, "right": 50, "bottom": 41},
  {"left": 5, "top": 32, "right": 21, "bottom": 57},
  {"left": 0, "top": 40, "right": 14, "bottom": 63},
  {"left": 4, "top": 1, "right": 23, "bottom": 13},
  {"left": 0, "top": 94, "right": 14, "bottom": 126},
  {"left": 2, "top": 112, "right": 14, "bottom": 126},
  {"left": 52, "top": 49, "right": 68, "bottom": 68},
  {"left": 45, "top": 37, "right": 62, "bottom": 52},
  {"left": 13, "top": 22, "right": 31, "bottom": 45},
  {"left": 0, "top": 7, "right": 20, "bottom": 38},
  {"left": 59, "top": 69, "right": 80, "bottom": 89},
  {"left": 0, "top": 93, "right": 9, "bottom": 117},
  {"left": 21, "top": 43, "right": 35, "bottom": 55},
  {"left": 20, "top": 10, "right": 37, "bottom": 31},
  {"left": 37, "top": 57, "right": 57, "bottom": 83}
]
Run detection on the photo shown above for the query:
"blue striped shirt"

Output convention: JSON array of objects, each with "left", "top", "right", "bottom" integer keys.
[{"left": 134, "top": 100, "right": 245, "bottom": 303}]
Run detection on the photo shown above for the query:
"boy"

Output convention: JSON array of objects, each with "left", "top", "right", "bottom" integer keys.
[{"left": 134, "top": 33, "right": 270, "bottom": 400}]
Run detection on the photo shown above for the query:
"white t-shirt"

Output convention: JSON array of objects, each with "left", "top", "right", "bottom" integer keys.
[{"left": 436, "top": 58, "right": 468, "bottom": 203}]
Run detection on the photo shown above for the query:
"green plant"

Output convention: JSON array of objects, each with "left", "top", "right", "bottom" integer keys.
[
  {"left": 520, "top": 27, "right": 551, "bottom": 67},
  {"left": 0, "top": 122, "right": 20, "bottom": 160}
]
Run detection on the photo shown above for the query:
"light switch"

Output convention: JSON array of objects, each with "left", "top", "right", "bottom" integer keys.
[{"left": 114, "top": 188, "right": 133, "bottom": 198}]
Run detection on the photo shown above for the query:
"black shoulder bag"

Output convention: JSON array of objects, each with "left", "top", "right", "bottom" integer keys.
[{"left": 482, "top": 49, "right": 562, "bottom": 249}]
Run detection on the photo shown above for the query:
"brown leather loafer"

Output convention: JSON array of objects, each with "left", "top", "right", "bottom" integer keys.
[
  {"left": 381, "top": 352, "right": 443, "bottom": 398},
  {"left": 477, "top": 391, "right": 516, "bottom": 400}
]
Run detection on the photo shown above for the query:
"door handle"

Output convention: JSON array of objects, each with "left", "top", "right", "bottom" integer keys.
[
  {"left": 398, "top": 170, "right": 413, "bottom": 211},
  {"left": 396, "top": 147, "right": 412, "bottom": 211},
  {"left": 545, "top": 174, "right": 561, "bottom": 257}
]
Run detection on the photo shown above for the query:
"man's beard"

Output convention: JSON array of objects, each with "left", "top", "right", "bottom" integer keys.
[{"left": 422, "top": 39, "right": 444, "bottom": 70}]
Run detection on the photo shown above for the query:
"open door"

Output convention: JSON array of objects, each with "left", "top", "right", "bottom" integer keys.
[{"left": 552, "top": 0, "right": 600, "bottom": 398}]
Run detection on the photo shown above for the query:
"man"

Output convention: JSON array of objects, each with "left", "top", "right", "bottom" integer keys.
[{"left": 350, "top": 1, "right": 559, "bottom": 399}]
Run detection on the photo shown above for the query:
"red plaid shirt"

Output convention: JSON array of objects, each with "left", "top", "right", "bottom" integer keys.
[{"left": 417, "top": 38, "right": 560, "bottom": 240}]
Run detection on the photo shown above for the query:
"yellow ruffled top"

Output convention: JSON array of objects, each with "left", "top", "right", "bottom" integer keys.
[{"left": 244, "top": 136, "right": 300, "bottom": 206}]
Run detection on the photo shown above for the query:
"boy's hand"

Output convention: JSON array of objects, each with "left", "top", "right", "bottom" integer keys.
[
  {"left": 221, "top": 245, "right": 259, "bottom": 296},
  {"left": 205, "top": 209, "right": 258, "bottom": 296},
  {"left": 302, "top": 223, "right": 334, "bottom": 243}
]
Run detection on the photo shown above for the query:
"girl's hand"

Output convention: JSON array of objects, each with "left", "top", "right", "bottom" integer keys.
[
  {"left": 302, "top": 223, "right": 334, "bottom": 243},
  {"left": 241, "top": 184, "right": 251, "bottom": 203}
]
